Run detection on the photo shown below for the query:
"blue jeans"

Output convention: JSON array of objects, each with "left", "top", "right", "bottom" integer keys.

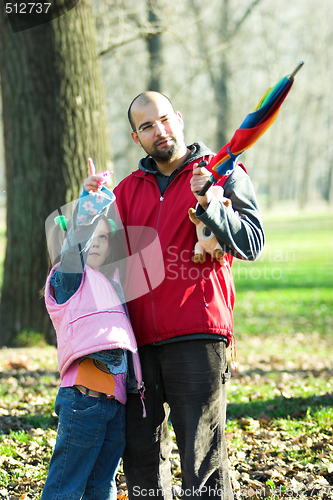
[
  {"left": 123, "top": 339, "right": 233, "bottom": 500},
  {"left": 41, "top": 387, "right": 125, "bottom": 500}
]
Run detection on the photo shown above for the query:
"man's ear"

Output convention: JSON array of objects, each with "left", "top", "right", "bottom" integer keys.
[
  {"left": 176, "top": 111, "right": 184, "bottom": 129},
  {"left": 131, "top": 131, "right": 142, "bottom": 147}
]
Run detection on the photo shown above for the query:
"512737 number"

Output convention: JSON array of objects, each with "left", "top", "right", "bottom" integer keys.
[{"left": 5, "top": 3, "right": 51, "bottom": 14}]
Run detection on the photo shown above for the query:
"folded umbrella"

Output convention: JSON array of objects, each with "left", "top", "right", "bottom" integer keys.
[{"left": 197, "top": 62, "right": 304, "bottom": 196}]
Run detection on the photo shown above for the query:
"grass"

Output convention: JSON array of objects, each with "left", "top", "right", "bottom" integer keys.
[
  {"left": 233, "top": 211, "right": 333, "bottom": 289},
  {"left": 232, "top": 211, "right": 333, "bottom": 340},
  {"left": 0, "top": 206, "right": 333, "bottom": 499},
  {"left": 226, "top": 208, "right": 333, "bottom": 498}
]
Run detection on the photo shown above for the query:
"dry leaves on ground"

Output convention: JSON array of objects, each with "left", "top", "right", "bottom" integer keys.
[{"left": 1, "top": 343, "right": 332, "bottom": 499}]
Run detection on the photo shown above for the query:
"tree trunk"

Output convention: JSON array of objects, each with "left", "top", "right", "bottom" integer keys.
[
  {"left": 327, "top": 158, "right": 333, "bottom": 204},
  {"left": 189, "top": 0, "right": 230, "bottom": 150},
  {"left": 299, "top": 142, "right": 311, "bottom": 209},
  {"left": 0, "top": 0, "right": 112, "bottom": 346},
  {"left": 214, "top": 53, "right": 229, "bottom": 149},
  {"left": 214, "top": 0, "right": 230, "bottom": 149},
  {"left": 147, "top": 0, "right": 163, "bottom": 92}
]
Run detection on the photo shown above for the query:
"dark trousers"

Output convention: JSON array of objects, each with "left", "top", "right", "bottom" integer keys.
[{"left": 123, "top": 339, "right": 234, "bottom": 500}]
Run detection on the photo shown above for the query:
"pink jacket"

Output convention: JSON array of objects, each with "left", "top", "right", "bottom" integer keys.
[{"left": 44, "top": 264, "right": 143, "bottom": 390}]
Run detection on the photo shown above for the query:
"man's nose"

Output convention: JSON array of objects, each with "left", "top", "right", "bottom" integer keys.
[{"left": 154, "top": 120, "right": 167, "bottom": 135}]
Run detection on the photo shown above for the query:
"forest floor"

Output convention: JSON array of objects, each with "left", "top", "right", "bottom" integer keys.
[{"left": 0, "top": 334, "right": 332, "bottom": 500}]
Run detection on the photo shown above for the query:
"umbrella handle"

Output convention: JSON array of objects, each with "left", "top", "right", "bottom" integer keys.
[
  {"left": 288, "top": 61, "right": 304, "bottom": 81},
  {"left": 195, "top": 160, "right": 213, "bottom": 196},
  {"left": 197, "top": 179, "right": 213, "bottom": 197}
]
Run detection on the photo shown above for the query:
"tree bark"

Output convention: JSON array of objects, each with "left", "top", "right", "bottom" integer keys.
[
  {"left": 0, "top": 0, "right": 112, "bottom": 346},
  {"left": 147, "top": 0, "right": 163, "bottom": 92},
  {"left": 190, "top": 0, "right": 263, "bottom": 151},
  {"left": 189, "top": 0, "right": 232, "bottom": 149}
]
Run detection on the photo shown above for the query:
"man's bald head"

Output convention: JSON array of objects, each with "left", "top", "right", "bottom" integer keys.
[{"left": 128, "top": 92, "right": 175, "bottom": 132}]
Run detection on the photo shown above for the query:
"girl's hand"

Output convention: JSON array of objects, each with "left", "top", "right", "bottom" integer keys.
[{"left": 83, "top": 158, "right": 103, "bottom": 192}]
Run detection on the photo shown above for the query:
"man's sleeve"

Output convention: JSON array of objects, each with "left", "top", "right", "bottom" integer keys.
[{"left": 195, "top": 165, "right": 264, "bottom": 261}]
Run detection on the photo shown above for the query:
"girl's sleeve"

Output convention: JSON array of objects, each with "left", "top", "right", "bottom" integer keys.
[{"left": 51, "top": 187, "right": 116, "bottom": 304}]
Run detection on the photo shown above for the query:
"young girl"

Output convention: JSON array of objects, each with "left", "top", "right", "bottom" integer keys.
[{"left": 42, "top": 161, "right": 144, "bottom": 500}]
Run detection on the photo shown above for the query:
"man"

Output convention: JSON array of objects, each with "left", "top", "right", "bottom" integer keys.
[{"left": 100, "top": 91, "right": 263, "bottom": 499}]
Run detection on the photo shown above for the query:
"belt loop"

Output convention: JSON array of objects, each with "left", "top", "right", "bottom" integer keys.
[{"left": 85, "top": 387, "right": 89, "bottom": 397}]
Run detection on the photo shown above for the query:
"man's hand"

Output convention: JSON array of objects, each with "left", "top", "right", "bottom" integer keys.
[
  {"left": 83, "top": 158, "right": 104, "bottom": 192},
  {"left": 190, "top": 162, "right": 212, "bottom": 210}
]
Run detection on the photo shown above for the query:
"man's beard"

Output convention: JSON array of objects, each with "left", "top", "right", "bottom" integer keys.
[{"left": 145, "top": 135, "right": 183, "bottom": 162}]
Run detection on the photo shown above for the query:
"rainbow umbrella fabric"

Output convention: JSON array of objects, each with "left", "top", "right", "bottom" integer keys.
[{"left": 198, "top": 62, "right": 304, "bottom": 196}]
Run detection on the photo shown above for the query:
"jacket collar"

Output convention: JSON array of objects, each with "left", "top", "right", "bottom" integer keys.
[{"left": 135, "top": 142, "right": 214, "bottom": 177}]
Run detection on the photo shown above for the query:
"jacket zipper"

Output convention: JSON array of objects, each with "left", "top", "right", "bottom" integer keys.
[
  {"left": 146, "top": 193, "right": 164, "bottom": 342},
  {"left": 138, "top": 167, "right": 194, "bottom": 342}
]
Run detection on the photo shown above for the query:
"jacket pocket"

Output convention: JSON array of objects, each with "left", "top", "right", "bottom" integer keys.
[{"left": 69, "top": 309, "right": 125, "bottom": 325}]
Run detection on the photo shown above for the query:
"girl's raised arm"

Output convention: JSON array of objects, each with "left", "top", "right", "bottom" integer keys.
[
  {"left": 84, "top": 158, "right": 112, "bottom": 193},
  {"left": 83, "top": 158, "right": 101, "bottom": 193}
]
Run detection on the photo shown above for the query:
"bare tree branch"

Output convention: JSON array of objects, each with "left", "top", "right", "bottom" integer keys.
[
  {"left": 208, "top": 40, "right": 233, "bottom": 57},
  {"left": 232, "top": 0, "right": 263, "bottom": 37},
  {"left": 99, "top": 35, "right": 143, "bottom": 56},
  {"left": 166, "top": 28, "right": 200, "bottom": 59},
  {"left": 99, "top": 26, "right": 167, "bottom": 57}
]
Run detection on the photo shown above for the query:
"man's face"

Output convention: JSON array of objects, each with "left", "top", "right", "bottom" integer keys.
[{"left": 130, "top": 95, "right": 185, "bottom": 162}]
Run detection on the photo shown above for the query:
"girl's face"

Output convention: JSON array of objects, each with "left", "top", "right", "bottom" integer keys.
[{"left": 86, "top": 218, "right": 110, "bottom": 270}]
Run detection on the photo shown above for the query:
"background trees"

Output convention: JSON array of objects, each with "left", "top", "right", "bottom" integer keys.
[
  {"left": 0, "top": 0, "right": 332, "bottom": 345},
  {"left": 96, "top": 0, "right": 332, "bottom": 205}
]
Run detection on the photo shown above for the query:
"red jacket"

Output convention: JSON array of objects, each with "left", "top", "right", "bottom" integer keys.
[{"left": 114, "top": 152, "right": 235, "bottom": 347}]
